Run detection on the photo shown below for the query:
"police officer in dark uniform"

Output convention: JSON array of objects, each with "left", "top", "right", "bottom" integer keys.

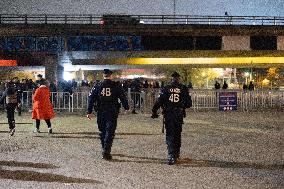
[
  {"left": 87, "top": 69, "right": 129, "bottom": 160},
  {"left": 0, "top": 81, "right": 21, "bottom": 136},
  {"left": 151, "top": 72, "right": 192, "bottom": 165}
]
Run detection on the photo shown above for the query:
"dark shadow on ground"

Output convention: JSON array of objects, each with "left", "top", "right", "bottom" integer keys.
[
  {"left": 116, "top": 133, "right": 161, "bottom": 136},
  {"left": 0, "top": 123, "right": 33, "bottom": 125},
  {"left": 52, "top": 132, "right": 99, "bottom": 135},
  {"left": 0, "top": 161, "right": 58, "bottom": 169},
  {"left": 111, "top": 154, "right": 165, "bottom": 164},
  {"left": 178, "top": 158, "right": 284, "bottom": 170},
  {"left": 0, "top": 160, "right": 101, "bottom": 184},
  {"left": 51, "top": 132, "right": 159, "bottom": 136},
  {"left": 33, "top": 135, "right": 100, "bottom": 139},
  {"left": 33, "top": 135, "right": 123, "bottom": 140},
  {"left": 0, "top": 170, "right": 101, "bottom": 183},
  {"left": 111, "top": 154, "right": 284, "bottom": 170}
]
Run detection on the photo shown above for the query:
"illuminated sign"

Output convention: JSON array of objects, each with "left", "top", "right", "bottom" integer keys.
[
  {"left": 0, "top": 60, "right": 17, "bottom": 66},
  {"left": 219, "top": 92, "right": 237, "bottom": 111}
]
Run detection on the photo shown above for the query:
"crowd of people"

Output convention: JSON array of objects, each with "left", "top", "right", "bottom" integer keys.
[
  {"left": 0, "top": 74, "right": 55, "bottom": 136},
  {"left": 214, "top": 80, "right": 255, "bottom": 91}
]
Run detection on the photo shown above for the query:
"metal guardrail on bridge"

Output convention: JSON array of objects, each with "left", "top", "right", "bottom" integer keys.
[
  {"left": 5, "top": 89, "right": 282, "bottom": 114},
  {"left": 0, "top": 14, "right": 283, "bottom": 26}
]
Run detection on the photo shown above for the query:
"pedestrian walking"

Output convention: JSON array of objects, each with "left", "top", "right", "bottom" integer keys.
[
  {"left": 32, "top": 79, "right": 55, "bottom": 134},
  {"left": 151, "top": 72, "right": 192, "bottom": 165},
  {"left": 87, "top": 69, "right": 129, "bottom": 160},
  {"left": 0, "top": 81, "right": 21, "bottom": 136}
]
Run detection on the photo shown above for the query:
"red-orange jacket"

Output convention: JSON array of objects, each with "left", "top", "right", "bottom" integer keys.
[{"left": 32, "top": 85, "right": 55, "bottom": 120}]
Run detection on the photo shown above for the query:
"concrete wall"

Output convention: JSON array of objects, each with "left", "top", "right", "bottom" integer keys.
[
  {"left": 277, "top": 36, "right": 284, "bottom": 50},
  {"left": 222, "top": 36, "right": 250, "bottom": 50}
]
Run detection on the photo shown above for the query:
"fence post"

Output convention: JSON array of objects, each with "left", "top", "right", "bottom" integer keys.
[
  {"left": 140, "top": 91, "right": 145, "bottom": 113},
  {"left": 90, "top": 14, "right": 92, "bottom": 24},
  {"left": 24, "top": 14, "right": 28, "bottom": 24},
  {"left": 64, "top": 14, "right": 67, "bottom": 24},
  {"left": 71, "top": 94, "right": 74, "bottom": 112}
]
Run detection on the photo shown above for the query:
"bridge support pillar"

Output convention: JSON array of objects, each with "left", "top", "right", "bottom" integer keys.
[
  {"left": 222, "top": 36, "right": 250, "bottom": 50},
  {"left": 278, "top": 36, "right": 284, "bottom": 50},
  {"left": 44, "top": 55, "right": 63, "bottom": 83}
]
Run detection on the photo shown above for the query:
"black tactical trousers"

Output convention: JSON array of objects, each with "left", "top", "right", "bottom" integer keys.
[
  {"left": 6, "top": 103, "right": 17, "bottom": 129},
  {"left": 97, "top": 106, "right": 118, "bottom": 154},
  {"left": 164, "top": 109, "right": 183, "bottom": 158}
]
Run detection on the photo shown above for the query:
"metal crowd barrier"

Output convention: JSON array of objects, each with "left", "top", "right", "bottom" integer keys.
[
  {"left": 190, "top": 89, "right": 284, "bottom": 111},
  {"left": 9, "top": 90, "right": 284, "bottom": 113}
]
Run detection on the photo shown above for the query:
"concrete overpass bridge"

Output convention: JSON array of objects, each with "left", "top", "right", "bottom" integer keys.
[{"left": 0, "top": 14, "right": 283, "bottom": 81}]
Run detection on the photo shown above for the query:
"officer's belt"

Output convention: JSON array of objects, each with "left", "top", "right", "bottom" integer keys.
[
  {"left": 99, "top": 102, "right": 118, "bottom": 106},
  {"left": 164, "top": 107, "right": 184, "bottom": 111}
]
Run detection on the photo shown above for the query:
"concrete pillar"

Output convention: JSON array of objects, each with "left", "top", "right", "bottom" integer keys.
[
  {"left": 277, "top": 36, "right": 284, "bottom": 50},
  {"left": 222, "top": 36, "right": 250, "bottom": 50},
  {"left": 57, "top": 64, "right": 64, "bottom": 82},
  {"left": 44, "top": 55, "right": 63, "bottom": 83}
]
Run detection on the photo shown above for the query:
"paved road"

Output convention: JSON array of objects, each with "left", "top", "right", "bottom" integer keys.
[{"left": 0, "top": 110, "right": 283, "bottom": 188}]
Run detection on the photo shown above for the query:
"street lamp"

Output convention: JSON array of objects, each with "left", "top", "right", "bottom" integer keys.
[
  {"left": 244, "top": 72, "right": 249, "bottom": 84},
  {"left": 201, "top": 72, "right": 208, "bottom": 89},
  {"left": 174, "top": 0, "right": 176, "bottom": 16}
]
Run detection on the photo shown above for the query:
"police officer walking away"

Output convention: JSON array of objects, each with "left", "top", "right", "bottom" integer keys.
[
  {"left": 0, "top": 81, "right": 21, "bottom": 136},
  {"left": 151, "top": 72, "right": 192, "bottom": 165},
  {"left": 87, "top": 69, "right": 129, "bottom": 160}
]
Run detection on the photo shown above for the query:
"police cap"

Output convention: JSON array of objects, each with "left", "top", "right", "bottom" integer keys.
[
  {"left": 103, "top": 69, "right": 113, "bottom": 75},
  {"left": 171, "top": 72, "right": 180, "bottom": 78}
]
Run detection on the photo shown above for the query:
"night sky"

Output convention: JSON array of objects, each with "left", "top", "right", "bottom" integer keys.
[{"left": 0, "top": 0, "right": 283, "bottom": 16}]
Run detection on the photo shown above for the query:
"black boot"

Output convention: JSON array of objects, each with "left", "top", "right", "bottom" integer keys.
[
  {"left": 8, "top": 120, "right": 15, "bottom": 136},
  {"left": 167, "top": 157, "right": 177, "bottom": 165},
  {"left": 102, "top": 152, "right": 112, "bottom": 160},
  {"left": 102, "top": 137, "right": 114, "bottom": 160}
]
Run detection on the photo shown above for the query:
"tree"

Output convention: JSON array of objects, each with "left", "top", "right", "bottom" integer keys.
[
  {"left": 0, "top": 69, "right": 34, "bottom": 81},
  {"left": 151, "top": 65, "right": 220, "bottom": 88},
  {"left": 267, "top": 67, "right": 280, "bottom": 88}
]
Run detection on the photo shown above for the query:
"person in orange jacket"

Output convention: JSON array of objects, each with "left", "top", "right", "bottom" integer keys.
[{"left": 32, "top": 79, "right": 55, "bottom": 134}]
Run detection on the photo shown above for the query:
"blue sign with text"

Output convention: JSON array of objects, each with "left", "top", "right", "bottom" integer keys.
[{"left": 219, "top": 92, "right": 237, "bottom": 111}]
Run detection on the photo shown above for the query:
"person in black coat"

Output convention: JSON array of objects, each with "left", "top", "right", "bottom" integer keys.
[
  {"left": 0, "top": 81, "right": 21, "bottom": 136},
  {"left": 214, "top": 81, "right": 221, "bottom": 90},
  {"left": 222, "top": 81, "right": 228, "bottom": 89},
  {"left": 248, "top": 81, "right": 255, "bottom": 91}
]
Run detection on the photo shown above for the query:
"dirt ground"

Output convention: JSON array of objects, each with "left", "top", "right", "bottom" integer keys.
[{"left": 0, "top": 110, "right": 283, "bottom": 189}]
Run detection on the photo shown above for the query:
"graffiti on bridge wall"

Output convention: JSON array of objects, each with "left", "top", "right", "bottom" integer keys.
[{"left": 0, "top": 36, "right": 142, "bottom": 53}]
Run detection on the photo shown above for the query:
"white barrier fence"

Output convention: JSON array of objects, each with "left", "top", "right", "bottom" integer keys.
[{"left": 8, "top": 90, "right": 284, "bottom": 113}]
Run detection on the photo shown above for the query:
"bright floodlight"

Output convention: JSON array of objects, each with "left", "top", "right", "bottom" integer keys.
[{"left": 63, "top": 72, "right": 73, "bottom": 81}]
